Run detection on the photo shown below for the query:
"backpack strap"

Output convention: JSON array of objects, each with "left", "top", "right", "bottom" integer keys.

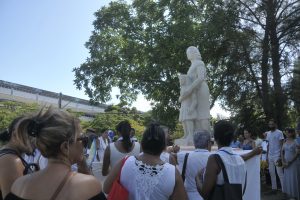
[
  {"left": 214, "top": 154, "right": 229, "bottom": 183},
  {"left": 215, "top": 154, "right": 248, "bottom": 195},
  {"left": 181, "top": 153, "right": 189, "bottom": 182}
]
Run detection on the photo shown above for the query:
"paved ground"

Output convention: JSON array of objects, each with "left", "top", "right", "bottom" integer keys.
[{"left": 261, "top": 184, "right": 286, "bottom": 200}]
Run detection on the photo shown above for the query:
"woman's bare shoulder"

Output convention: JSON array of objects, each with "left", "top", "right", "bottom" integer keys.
[
  {"left": 70, "top": 173, "right": 102, "bottom": 198},
  {"left": 11, "top": 174, "right": 31, "bottom": 195},
  {"left": 0, "top": 155, "right": 24, "bottom": 176}
]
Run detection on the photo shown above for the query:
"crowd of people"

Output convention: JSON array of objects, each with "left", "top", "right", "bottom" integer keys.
[
  {"left": 229, "top": 119, "right": 300, "bottom": 199},
  {"left": 0, "top": 107, "right": 299, "bottom": 200}
]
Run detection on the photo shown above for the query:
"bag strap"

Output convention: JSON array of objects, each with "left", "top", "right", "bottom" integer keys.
[
  {"left": 243, "top": 172, "right": 247, "bottom": 195},
  {"left": 49, "top": 171, "right": 75, "bottom": 200},
  {"left": 0, "top": 149, "right": 29, "bottom": 172},
  {"left": 117, "top": 156, "right": 130, "bottom": 181},
  {"left": 215, "top": 154, "right": 248, "bottom": 195},
  {"left": 181, "top": 153, "right": 189, "bottom": 182},
  {"left": 214, "top": 154, "right": 229, "bottom": 183}
]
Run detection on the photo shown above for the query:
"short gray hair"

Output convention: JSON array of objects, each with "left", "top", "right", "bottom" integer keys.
[{"left": 193, "top": 130, "right": 211, "bottom": 149}]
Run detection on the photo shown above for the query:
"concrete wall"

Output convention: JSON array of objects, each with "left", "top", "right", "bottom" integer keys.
[{"left": 0, "top": 87, "right": 105, "bottom": 114}]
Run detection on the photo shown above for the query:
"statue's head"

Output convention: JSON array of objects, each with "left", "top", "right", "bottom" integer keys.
[{"left": 186, "top": 46, "right": 201, "bottom": 61}]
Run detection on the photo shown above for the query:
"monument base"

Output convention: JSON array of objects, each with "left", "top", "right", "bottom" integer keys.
[{"left": 175, "top": 134, "right": 194, "bottom": 146}]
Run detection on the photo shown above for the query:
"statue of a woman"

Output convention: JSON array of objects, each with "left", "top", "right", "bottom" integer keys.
[{"left": 176, "top": 46, "right": 210, "bottom": 145}]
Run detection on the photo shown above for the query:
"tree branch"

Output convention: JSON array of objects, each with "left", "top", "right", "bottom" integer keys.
[
  {"left": 278, "top": 16, "right": 300, "bottom": 39},
  {"left": 279, "top": 42, "right": 289, "bottom": 56},
  {"left": 276, "top": 1, "right": 299, "bottom": 23},
  {"left": 275, "top": 0, "right": 286, "bottom": 15},
  {"left": 250, "top": 0, "right": 264, "bottom": 9},
  {"left": 189, "top": 0, "right": 197, "bottom": 7},
  {"left": 238, "top": 16, "right": 266, "bottom": 29},
  {"left": 277, "top": 7, "right": 300, "bottom": 25},
  {"left": 237, "top": 0, "right": 266, "bottom": 29}
]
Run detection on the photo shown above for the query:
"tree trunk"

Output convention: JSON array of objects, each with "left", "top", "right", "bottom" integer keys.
[
  {"left": 261, "top": 20, "right": 273, "bottom": 120},
  {"left": 267, "top": 0, "right": 287, "bottom": 129}
]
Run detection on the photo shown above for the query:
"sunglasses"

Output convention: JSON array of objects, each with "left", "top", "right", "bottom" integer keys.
[{"left": 77, "top": 136, "right": 89, "bottom": 148}]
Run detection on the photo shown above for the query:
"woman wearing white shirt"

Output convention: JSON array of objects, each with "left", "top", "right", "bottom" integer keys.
[
  {"left": 196, "top": 120, "right": 247, "bottom": 200},
  {"left": 104, "top": 123, "right": 187, "bottom": 200},
  {"left": 102, "top": 121, "right": 140, "bottom": 176}
]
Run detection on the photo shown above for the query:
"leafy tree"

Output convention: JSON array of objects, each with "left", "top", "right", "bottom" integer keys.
[
  {"left": 87, "top": 110, "right": 145, "bottom": 140},
  {"left": 291, "top": 56, "right": 300, "bottom": 114},
  {"left": 74, "top": 0, "right": 244, "bottom": 129},
  {"left": 0, "top": 101, "right": 39, "bottom": 131},
  {"left": 232, "top": 0, "right": 300, "bottom": 128},
  {"left": 74, "top": 0, "right": 300, "bottom": 130}
]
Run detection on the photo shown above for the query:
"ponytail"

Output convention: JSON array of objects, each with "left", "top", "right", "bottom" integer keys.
[{"left": 116, "top": 121, "right": 133, "bottom": 152}]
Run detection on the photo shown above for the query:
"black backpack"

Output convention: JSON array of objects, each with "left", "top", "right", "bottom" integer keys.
[{"left": 208, "top": 154, "right": 247, "bottom": 200}]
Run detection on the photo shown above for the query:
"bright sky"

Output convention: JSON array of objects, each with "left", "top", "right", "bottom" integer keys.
[{"left": 0, "top": 0, "right": 229, "bottom": 117}]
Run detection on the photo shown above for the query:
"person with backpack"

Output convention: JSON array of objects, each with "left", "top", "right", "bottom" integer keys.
[{"left": 196, "top": 120, "right": 247, "bottom": 200}]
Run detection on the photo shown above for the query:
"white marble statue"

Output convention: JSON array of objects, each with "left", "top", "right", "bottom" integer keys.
[{"left": 176, "top": 46, "right": 211, "bottom": 146}]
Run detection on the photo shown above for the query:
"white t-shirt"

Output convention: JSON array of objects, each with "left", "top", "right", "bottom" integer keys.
[
  {"left": 266, "top": 129, "right": 284, "bottom": 158},
  {"left": 184, "top": 149, "right": 210, "bottom": 200}
]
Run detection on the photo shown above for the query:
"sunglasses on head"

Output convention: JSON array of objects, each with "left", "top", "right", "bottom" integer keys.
[{"left": 77, "top": 136, "right": 89, "bottom": 148}]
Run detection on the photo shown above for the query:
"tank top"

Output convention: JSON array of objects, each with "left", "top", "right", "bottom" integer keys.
[
  {"left": 109, "top": 142, "right": 140, "bottom": 168},
  {"left": 120, "top": 156, "right": 175, "bottom": 200},
  {"left": 242, "top": 141, "right": 253, "bottom": 150}
]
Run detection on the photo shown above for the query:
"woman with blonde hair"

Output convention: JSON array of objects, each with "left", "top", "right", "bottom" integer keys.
[
  {"left": 6, "top": 108, "right": 106, "bottom": 200},
  {"left": 0, "top": 116, "right": 37, "bottom": 200}
]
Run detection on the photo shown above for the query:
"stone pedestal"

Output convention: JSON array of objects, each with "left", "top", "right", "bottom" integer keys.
[{"left": 175, "top": 134, "right": 194, "bottom": 146}]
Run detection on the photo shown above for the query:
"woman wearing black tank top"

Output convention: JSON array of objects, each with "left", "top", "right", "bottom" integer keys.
[{"left": 0, "top": 116, "right": 36, "bottom": 200}]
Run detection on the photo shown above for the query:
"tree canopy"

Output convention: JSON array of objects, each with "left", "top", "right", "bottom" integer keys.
[
  {"left": 0, "top": 101, "right": 39, "bottom": 131},
  {"left": 74, "top": 0, "right": 300, "bottom": 130}
]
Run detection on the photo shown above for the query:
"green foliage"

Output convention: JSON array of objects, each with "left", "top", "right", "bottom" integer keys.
[
  {"left": 66, "top": 108, "right": 85, "bottom": 118},
  {"left": 87, "top": 105, "right": 146, "bottom": 140},
  {"left": 292, "top": 57, "right": 300, "bottom": 114},
  {"left": 0, "top": 101, "right": 39, "bottom": 131},
  {"left": 74, "top": 0, "right": 300, "bottom": 130},
  {"left": 171, "top": 122, "right": 184, "bottom": 140}
]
